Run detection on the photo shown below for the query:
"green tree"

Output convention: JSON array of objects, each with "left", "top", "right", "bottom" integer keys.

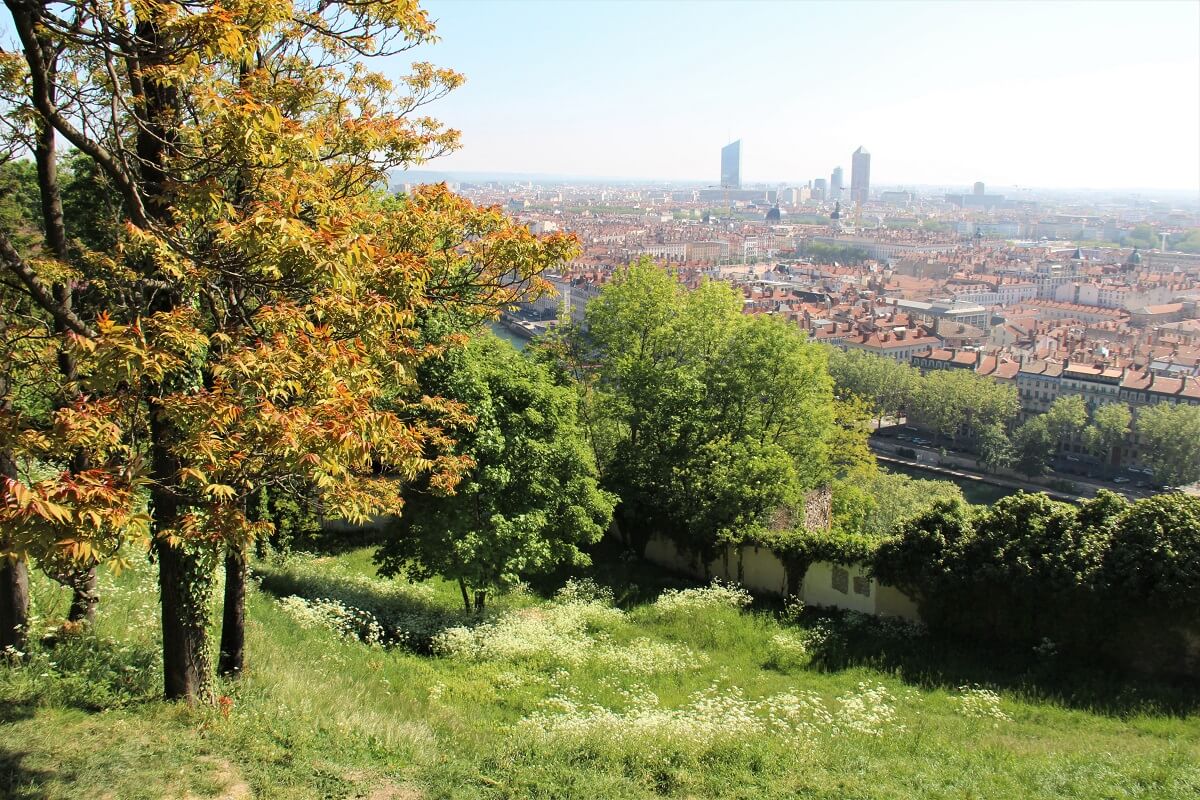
[
  {"left": 1127, "top": 224, "right": 1159, "bottom": 250},
  {"left": 1135, "top": 403, "right": 1200, "bottom": 486},
  {"left": 908, "top": 368, "right": 1017, "bottom": 446},
  {"left": 826, "top": 347, "right": 919, "bottom": 427},
  {"left": 833, "top": 469, "right": 964, "bottom": 538},
  {"left": 561, "top": 260, "right": 844, "bottom": 561},
  {"left": 1103, "top": 493, "right": 1200, "bottom": 611},
  {"left": 376, "top": 333, "right": 614, "bottom": 612},
  {"left": 976, "top": 422, "right": 1014, "bottom": 472},
  {"left": 1082, "top": 402, "right": 1132, "bottom": 466},
  {"left": 1012, "top": 416, "right": 1055, "bottom": 476},
  {"left": 1044, "top": 395, "right": 1088, "bottom": 443}
]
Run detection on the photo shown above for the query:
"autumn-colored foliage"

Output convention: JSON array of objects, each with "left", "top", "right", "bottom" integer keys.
[{"left": 0, "top": 0, "right": 576, "bottom": 699}]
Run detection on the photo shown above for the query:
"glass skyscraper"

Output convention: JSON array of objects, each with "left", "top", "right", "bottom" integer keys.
[
  {"left": 721, "top": 140, "right": 741, "bottom": 189},
  {"left": 851, "top": 146, "right": 870, "bottom": 206}
]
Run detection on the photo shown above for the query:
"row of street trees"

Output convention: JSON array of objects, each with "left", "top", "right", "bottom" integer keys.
[
  {"left": 0, "top": 0, "right": 576, "bottom": 703},
  {"left": 828, "top": 348, "right": 1200, "bottom": 485}
]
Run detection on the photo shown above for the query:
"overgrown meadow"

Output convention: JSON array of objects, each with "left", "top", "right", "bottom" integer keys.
[{"left": 3, "top": 546, "right": 1198, "bottom": 799}]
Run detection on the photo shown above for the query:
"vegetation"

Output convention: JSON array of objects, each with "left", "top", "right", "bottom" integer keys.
[
  {"left": 1, "top": 1, "right": 1198, "bottom": 796},
  {"left": 375, "top": 333, "right": 615, "bottom": 612},
  {"left": 0, "top": 0, "right": 577, "bottom": 703},
  {"left": 536, "top": 260, "right": 862, "bottom": 564},
  {"left": 804, "top": 241, "right": 869, "bottom": 265},
  {"left": 875, "top": 490, "right": 1200, "bottom": 672},
  {"left": 1136, "top": 402, "right": 1200, "bottom": 486},
  {"left": 1170, "top": 228, "right": 1200, "bottom": 253},
  {"left": 3, "top": 548, "right": 1198, "bottom": 799}
]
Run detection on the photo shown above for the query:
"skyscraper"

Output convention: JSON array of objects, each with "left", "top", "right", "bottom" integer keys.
[
  {"left": 721, "top": 140, "right": 741, "bottom": 189},
  {"left": 830, "top": 166, "right": 844, "bottom": 200},
  {"left": 812, "top": 178, "right": 827, "bottom": 201},
  {"left": 850, "top": 146, "right": 870, "bottom": 206}
]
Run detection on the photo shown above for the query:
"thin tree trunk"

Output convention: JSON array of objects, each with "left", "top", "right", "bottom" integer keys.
[
  {"left": 458, "top": 579, "right": 471, "bottom": 614},
  {"left": 474, "top": 590, "right": 486, "bottom": 613},
  {"left": 34, "top": 64, "right": 99, "bottom": 626},
  {"left": 1, "top": 406, "right": 28, "bottom": 652},
  {"left": 217, "top": 541, "right": 246, "bottom": 678}
]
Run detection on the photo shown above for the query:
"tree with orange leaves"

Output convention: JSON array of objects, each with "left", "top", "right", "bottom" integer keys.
[{"left": 0, "top": 0, "right": 576, "bottom": 702}]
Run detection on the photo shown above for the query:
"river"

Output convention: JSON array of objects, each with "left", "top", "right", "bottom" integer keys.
[{"left": 488, "top": 321, "right": 529, "bottom": 351}]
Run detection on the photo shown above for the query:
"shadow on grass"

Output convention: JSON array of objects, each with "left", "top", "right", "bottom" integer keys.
[
  {"left": 801, "top": 607, "right": 1200, "bottom": 718},
  {"left": 524, "top": 536, "right": 705, "bottom": 608},
  {"left": 253, "top": 558, "right": 471, "bottom": 651},
  {"left": 0, "top": 744, "right": 54, "bottom": 800}
]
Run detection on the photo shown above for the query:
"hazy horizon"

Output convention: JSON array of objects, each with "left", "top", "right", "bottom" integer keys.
[
  {"left": 392, "top": 168, "right": 1200, "bottom": 201},
  {"left": 392, "top": 0, "right": 1200, "bottom": 194}
]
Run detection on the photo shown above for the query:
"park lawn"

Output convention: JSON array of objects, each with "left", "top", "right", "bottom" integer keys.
[{"left": 2, "top": 546, "right": 1198, "bottom": 800}]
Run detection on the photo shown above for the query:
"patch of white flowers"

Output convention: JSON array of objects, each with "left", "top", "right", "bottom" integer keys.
[
  {"left": 432, "top": 599, "right": 704, "bottom": 675},
  {"left": 519, "top": 679, "right": 906, "bottom": 748},
  {"left": 831, "top": 681, "right": 903, "bottom": 736},
  {"left": 767, "top": 631, "right": 808, "bottom": 669},
  {"left": 650, "top": 580, "right": 753, "bottom": 615},
  {"left": 952, "top": 684, "right": 1011, "bottom": 723},
  {"left": 277, "top": 595, "right": 390, "bottom": 647}
]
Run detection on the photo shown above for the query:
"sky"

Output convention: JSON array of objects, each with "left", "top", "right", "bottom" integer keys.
[{"left": 384, "top": 0, "right": 1200, "bottom": 192}]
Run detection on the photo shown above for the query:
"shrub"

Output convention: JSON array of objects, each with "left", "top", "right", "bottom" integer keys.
[{"left": 650, "top": 580, "right": 753, "bottom": 615}]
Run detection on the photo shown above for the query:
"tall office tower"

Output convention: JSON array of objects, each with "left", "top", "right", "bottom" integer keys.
[
  {"left": 973, "top": 181, "right": 986, "bottom": 196},
  {"left": 812, "top": 178, "right": 828, "bottom": 201},
  {"left": 830, "top": 166, "right": 844, "bottom": 200},
  {"left": 721, "top": 140, "right": 741, "bottom": 189},
  {"left": 850, "top": 146, "right": 870, "bottom": 205}
]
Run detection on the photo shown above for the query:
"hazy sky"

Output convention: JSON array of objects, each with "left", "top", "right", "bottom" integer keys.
[{"left": 393, "top": 0, "right": 1200, "bottom": 192}]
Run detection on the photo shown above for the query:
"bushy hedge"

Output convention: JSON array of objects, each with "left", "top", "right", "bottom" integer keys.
[{"left": 873, "top": 491, "right": 1200, "bottom": 675}]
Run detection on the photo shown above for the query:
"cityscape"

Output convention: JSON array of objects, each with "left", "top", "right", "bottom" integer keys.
[
  {"left": 419, "top": 136, "right": 1200, "bottom": 501},
  {"left": 2, "top": 1, "right": 1199, "bottom": 798}
]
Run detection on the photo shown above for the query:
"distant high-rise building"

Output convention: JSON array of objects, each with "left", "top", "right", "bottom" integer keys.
[
  {"left": 850, "top": 146, "right": 870, "bottom": 206},
  {"left": 973, "top": 181, "right": 986, "bottom": 196},
  {"left": 830, "top": 166, "right": 844, "bottom": 200},
  {"left": 813, "top": 178, "right": 827, "bottom": 201},
  {"left": 721, "top": 140, "right": 741, "bottom": 189}
]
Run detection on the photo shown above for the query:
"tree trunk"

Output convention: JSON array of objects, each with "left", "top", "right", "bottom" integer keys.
[
  {"left": 459, "top": 579, "right": 471, "bottom": 614},
  {"left": 156, "top": 536, "right": 213, "bottom": 703},
  {"left": 32, "top": 54, "right": 100, "bottom": 628},
  {"left": 66, "top": 567, "right": 98, "bottom": 624},
  {"left": 150, "top": 406, "right": 213, "bottom": 704},
  {"left": 218, "top": 542, "right": 246, "bottom": 678},
  {"left": 474, "top": 590, "right": 486, "bottom": 613},
  {"left": 0, "top": 556, "right": 29, "bottom": 654},
  {"left": 1, "top": 446, "right": 28, "bottom": 653}
]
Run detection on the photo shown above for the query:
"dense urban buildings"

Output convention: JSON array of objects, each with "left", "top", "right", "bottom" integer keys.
[{"left": 447, "top": 167, "right": 1199, "bottom": 485}]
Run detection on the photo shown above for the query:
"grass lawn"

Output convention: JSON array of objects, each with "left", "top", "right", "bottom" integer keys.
[{"left": 2, "top": 543, "right": 1198, "bottom": 799}]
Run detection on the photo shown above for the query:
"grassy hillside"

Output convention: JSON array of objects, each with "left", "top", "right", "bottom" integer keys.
[{"left": 3, "top": 546, "right": 1198, "bottom": 799}]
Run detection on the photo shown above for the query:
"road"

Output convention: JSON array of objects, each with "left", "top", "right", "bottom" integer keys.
[{"left": 869, "top": 437, "right": 1155, "bottom": 503}]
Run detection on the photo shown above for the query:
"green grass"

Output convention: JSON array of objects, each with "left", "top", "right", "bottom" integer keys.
[{"left": 3, "top": 545, "right": 1198, "bottom": 799}]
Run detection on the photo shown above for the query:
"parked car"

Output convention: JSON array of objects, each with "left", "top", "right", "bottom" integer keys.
[
  {"left": 1065, "top": 455, "right": 1080, "bottom": 462},
  {"left": 1113, "top": 476, "right": 1130, "bottom": 484}
]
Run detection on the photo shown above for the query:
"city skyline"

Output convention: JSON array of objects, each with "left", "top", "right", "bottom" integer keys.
[{"left": 405, "top": 0, "right": 1200, "bottom": 192}]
